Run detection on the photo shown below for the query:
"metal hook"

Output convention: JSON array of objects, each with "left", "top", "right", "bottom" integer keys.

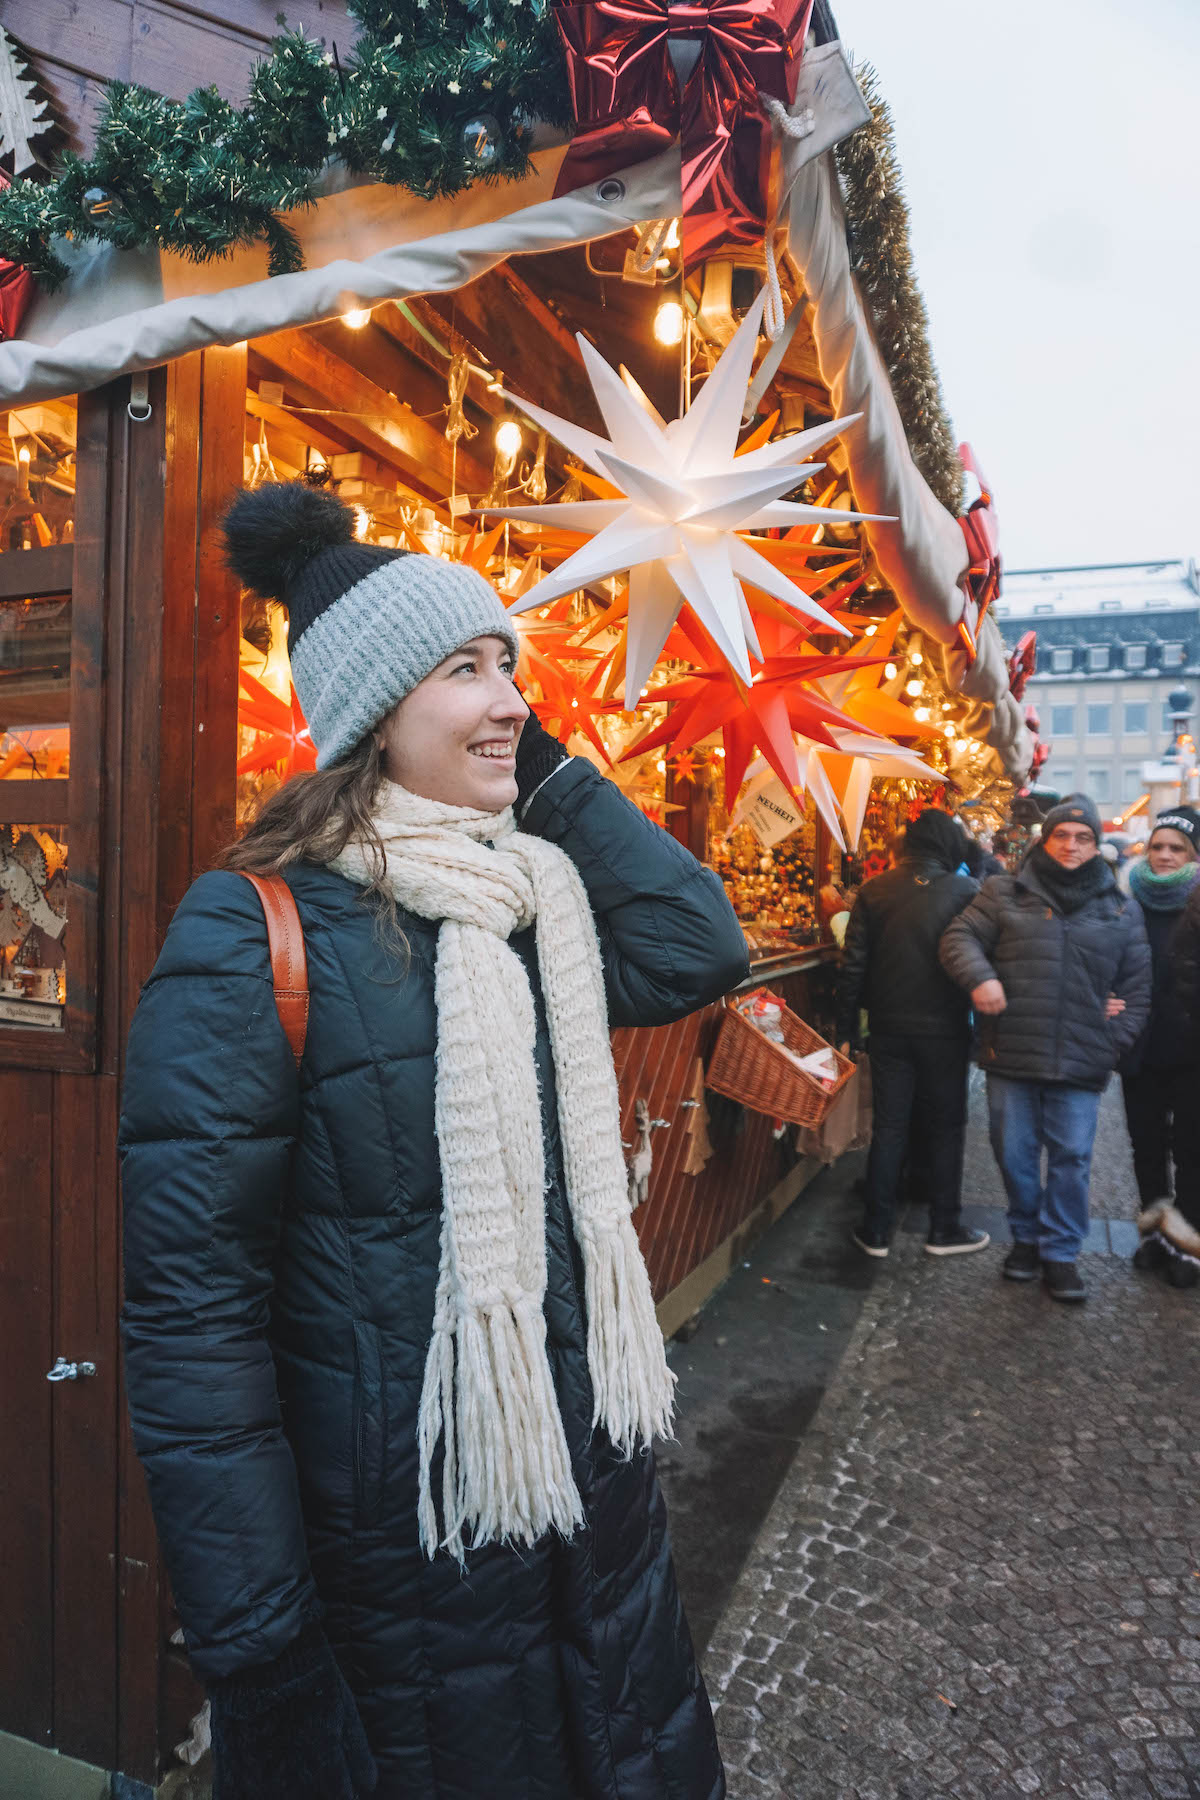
[{"left": 127, "top": 372, "right": 152, "bottom": 424}]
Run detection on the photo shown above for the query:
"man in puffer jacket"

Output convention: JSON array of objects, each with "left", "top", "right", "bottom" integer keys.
[{"left": 939, "top": 794, "right": 1150, "bottom": 1304}]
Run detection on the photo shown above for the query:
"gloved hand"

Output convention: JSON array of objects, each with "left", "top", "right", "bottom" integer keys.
[
  {"left": 515, "top": 703, "right": 570, "bottom": 815},
  {"left": 208, "top": 1624, "right": 378, "bottom": 1800}
]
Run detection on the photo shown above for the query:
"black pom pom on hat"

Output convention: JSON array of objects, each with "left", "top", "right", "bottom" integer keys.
[{"left": 221, "top": 480, "right": 409, "bottom": 652}]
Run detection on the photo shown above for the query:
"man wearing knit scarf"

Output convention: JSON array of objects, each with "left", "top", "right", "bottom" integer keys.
[
  {"left": 1123, "top": 809, "right": 1200, "bottom": 1283},
  {"left": 940, "top": 794, "right": 1151, "bottom": 1303}
]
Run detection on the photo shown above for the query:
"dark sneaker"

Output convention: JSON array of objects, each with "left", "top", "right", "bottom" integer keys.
[
  {"left": 852, "top": 1225, "right": 891, "bottom": 1259},
  {"left": 925, "top": 1226, "right": 990, "bottom": 1257},
  {"left": 1042, "top": 1259, "right": 1087, "bottom": 1303},
  {"left": 1133, "top": 1234, "right": 1169, "bottom": 1272},
  {"left": 1002, "top": 1242, "right": 1041, "bottom": 1282},
  {"left": 1165, "top": 1256, "right": 1200, "bottom": 1290}
]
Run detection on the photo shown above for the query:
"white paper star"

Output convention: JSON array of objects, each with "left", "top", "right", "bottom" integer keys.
[
  {"left": 484, "top": 290, "right": 885, "bottom": 701},
  {"left": 733, "top": 729, "right": 940, "bottom": 851}
]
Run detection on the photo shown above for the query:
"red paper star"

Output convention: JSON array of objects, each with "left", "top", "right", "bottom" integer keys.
[{"left": 238, "top": 668, "right": 317, "bottom": 778}]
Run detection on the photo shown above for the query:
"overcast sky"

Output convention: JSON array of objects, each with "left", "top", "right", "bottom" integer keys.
[{"left": 838, "top": 0, "right": 1200, "bottom": 572}]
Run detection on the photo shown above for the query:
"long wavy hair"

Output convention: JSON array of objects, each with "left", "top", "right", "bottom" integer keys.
[{"left": 217, "top": 735, "right": 409, "bottom": 958}]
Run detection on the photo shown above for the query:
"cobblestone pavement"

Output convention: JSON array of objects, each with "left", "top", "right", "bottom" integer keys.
[{"left": 704, "top": 1076, "right": 1200, "bottom": 1800}]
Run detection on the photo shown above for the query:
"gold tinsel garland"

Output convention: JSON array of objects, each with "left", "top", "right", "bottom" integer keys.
[{"left": 835, "top": 65, "right": 966, "bottom": 517}]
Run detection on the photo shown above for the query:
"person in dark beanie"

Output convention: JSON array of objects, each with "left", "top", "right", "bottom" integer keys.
[
  {"left": 1125, "top": 808, "right": 1200, "bottom": 1285},
  {"left": 836, "top": 806, "right": 987, "bottom": 1258},
  {"left": 118, "top": 483, "right": 747, "bottom": 1800},
  {"left": 940, "top": 793, "right": 1150, "bottom": 1303}
]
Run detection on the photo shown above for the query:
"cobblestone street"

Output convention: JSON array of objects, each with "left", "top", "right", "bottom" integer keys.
[{"left": 693, "top": 1076, "right": 1200, "bottom": 1800}]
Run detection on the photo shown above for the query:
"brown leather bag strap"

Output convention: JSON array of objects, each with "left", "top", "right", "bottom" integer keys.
[{"left": 238, "top": 872, "right": 309, "bottom": 1069}]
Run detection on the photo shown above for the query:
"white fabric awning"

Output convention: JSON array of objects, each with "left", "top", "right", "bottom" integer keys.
[{"left": 0, "top": 146, "right": 681, "bottom": 406}]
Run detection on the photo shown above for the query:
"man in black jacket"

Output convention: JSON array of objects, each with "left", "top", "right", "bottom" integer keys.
[
  {"left": 836, "top": 808, "right": 987, "bottom": 1259},
  {"left": 940, "top": 794, "right": 1151, "bottom": 1304}
]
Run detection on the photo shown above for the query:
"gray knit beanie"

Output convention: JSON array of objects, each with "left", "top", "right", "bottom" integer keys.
[
  {"left": 221, "top": 483, "right": 519, "bottom": 768},
  {"left": 1041, "top": 791, "right": 1103, "bottom": 844}
]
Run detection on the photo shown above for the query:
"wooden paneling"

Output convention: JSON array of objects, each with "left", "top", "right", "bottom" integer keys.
[
  {"left": 623, "top": 964, "right": 836, "bottom": 1306},
  {"left": 0, "top": 1074, "right": 55, "bottom": 1745},
  {"left": 19, "top": 0, "right": 359, "bottom": 153},
  {"left": 51, "top": 1074, "right": 120, "bottom": 1770},
  {"left": 157, "top": 356, "right": 203, "bottom": 936}
]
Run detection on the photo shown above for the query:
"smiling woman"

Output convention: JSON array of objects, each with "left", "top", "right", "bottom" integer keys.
[{"left": 118, "top": 481, "right": 748, "bottom": 1800}]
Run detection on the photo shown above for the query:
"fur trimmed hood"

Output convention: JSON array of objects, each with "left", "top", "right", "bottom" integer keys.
[{"left": 1137, "top": 1200, "right": 1200, "bottom": 1259}]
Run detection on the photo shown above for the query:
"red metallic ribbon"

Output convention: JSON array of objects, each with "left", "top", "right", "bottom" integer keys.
[{"left": 552, "top": 0, "right": 815, "bottom": 263}]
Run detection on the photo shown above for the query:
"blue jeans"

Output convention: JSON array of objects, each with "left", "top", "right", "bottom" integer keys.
[{"left": 986, "top": 1076, "right": 1102, "bottom": 1261}]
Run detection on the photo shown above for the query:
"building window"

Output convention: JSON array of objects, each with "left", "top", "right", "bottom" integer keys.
[
  {"left": 1124, "top": 643, "right": 1147, "bottom": 671},
  {"left": 1050, "top": 647, "right": 1074, "bottom": 673},
  {"left": 1034, "top": 603, "right": 1054, "bottom": 615},
  {"left": 1087, "top": 768, "right": 1111, "bottom": 802},
  {"left": 1087, "top": 703, "right": 1112, "bottom": 737},
  {"left": 1123, "top": 767, "right": 1143, "bottom": 801},
  {"left": 1049, "top": 705, "right": 1076, "bottom": 737},
  {"left": 1124, "top": 702, "right": 1149, "bottom": 736},
  {"left": 1087, "top": 645, "right": 1110, "bottom": 672},
  {"left": 1162, "top": 642, "right": 1185, "bottom": 668}
]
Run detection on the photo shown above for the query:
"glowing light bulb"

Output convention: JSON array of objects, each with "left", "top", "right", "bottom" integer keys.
[
  {"left": 342, "top": 308, "right": 371, "bottom": 329},
  {"left": 913, "top": 705, "right": 931, "bottom": 722},
  {"left": 885, "top": 662, "right": 898, "bottom": 680},
  {"left": 905, "top": 678, "right": 923, "bottom": 697},
  {"left": 943, "top": 723, "right": 957, "bottom": 739},
  {"left": 655, "top": 759, "right": 666, "bottom": 773},
  {"left": 495, "top": 419, "right": 523, "bottom": 458},
  {"left": 352, "top": 505, "right": 371, "bottom": 540},
  {"left": 910, "top": 650, "right": 924, "bottom": 666},
  {"left": 664, "top": 219, "right": 681, "bottom": 250},
  {"left": 17, "top": 445, "right": 30, "bottom": 466},
  {"left": 863, "top": 623, "right": 877, "bottom": 636},
  {"left": 653, "top": 301, "right": 685, "bottom": 346}
]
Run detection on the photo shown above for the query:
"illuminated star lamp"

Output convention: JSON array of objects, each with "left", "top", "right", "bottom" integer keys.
[
  {"left": 238, "top": 667, "right": 317, "bottom": 779},
  {"left": 622, "top": 644, "right": 892, "bottom": 809},
  {"left": 484, "top": 290, "right": 885, "bottom": 703}
]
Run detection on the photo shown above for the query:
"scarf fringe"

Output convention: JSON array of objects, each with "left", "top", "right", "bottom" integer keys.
[
  {"left": 580, "top": 1217, "right": 677, "bottom": 1451},
  {"left": 417, "top": 1295, "right": 585, "bottom": 1562}
]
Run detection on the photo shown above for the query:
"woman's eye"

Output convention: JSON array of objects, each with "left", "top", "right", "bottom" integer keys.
[{"left": 451, "top": 661, "right": 476, "bottom": 676}]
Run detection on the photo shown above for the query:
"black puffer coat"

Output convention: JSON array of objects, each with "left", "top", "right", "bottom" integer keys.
[
  {"left": 119, "top": 759, "right": 748, "bottom": 1800},
  {"left": 834, "top": 856, "right": 978, "bottom": 1046},
  {"left": 938, "top": 859, "right": 1150, "bottom": 1089}
]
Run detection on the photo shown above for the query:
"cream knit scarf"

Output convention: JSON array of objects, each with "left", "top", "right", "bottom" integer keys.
[{"left": 331, "top": 779, "right": 674, "bottom": 1560}]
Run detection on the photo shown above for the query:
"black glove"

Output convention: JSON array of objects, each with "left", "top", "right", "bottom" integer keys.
[
  {"left": 515, "top": 704, "right": 570, "bottom": 815},
  {"left": 208, "top": 1624, "right": 378, "bottom": 1800}
]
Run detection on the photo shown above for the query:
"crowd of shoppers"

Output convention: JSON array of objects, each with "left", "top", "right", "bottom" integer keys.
[{"left": 836, "top": 788, "right": 1200, "bottom": 1305}]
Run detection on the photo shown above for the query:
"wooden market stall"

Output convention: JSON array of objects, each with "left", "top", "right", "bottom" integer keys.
[{"left": 0, "top": 4, "right": 1030, "bottom": 1790}]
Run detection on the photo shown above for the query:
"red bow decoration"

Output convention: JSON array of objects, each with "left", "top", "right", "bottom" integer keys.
[
  {"left": 1007, "top": 630, "right": 1037, "bottom": 702},
  {"left": 552, "top": 0, "right": 815, "bottom": 262},
  {"left": 0, "top": 173, "right": 35, "bottom": 344},
  {"left": 954, "top": 442, "right": 1001, "bottom": 665}
]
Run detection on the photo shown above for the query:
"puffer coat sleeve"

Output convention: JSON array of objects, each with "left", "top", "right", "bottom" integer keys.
[
  {"left": 522, "top": 756, "right": 749, "bottom": 1023},
  {"left": 1175, "top": 886, "right": 1200, "bottom": 1055},
  {"left": 119, "top": 871, "right": 322, "bottom": 1679}
]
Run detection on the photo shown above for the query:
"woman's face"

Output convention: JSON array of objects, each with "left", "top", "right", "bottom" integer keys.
[
  {"left": 375, "top": 635, "right": 529, "bottom": 811},
  {"left": 1148, "top": 827, "right": 1196, "bottom": 875}
]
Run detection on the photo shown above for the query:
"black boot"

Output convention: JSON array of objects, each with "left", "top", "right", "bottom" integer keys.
[
  {"left": 1133, "top": 1233, "right": 1169, "bottom": 1272},
  {"left": 1166, "top": 1256, "right": 1200, "bottom": 1290},
  {"left": 1042, "top": 1259, "right": 1087, "bottom": 1303},
  {"left": 1002, "top": 1242, "right": 1040, "bottom": 1282}
]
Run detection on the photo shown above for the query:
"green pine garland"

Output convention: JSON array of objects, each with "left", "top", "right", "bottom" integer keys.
[
  {"left": 0, "top": 0, "right": 572, "bottom": 288},
  {"left": 835, "top": 64, "right": 965, "bottom": 518}
]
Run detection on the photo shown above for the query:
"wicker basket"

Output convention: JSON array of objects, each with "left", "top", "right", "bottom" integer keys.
[{"left": 705, "top": 991, "right": 855, "bottom": 1128}]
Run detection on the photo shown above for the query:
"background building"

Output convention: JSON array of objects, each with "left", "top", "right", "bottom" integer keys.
[{"left": 994, "top": 559, "right": 1200, "bottom": 811}]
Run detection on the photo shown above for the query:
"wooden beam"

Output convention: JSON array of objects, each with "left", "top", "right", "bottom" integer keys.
[
  {"left": 0, "top": 779, "right": 68, "bottom": 823},
  {"left": 420, "top": 270, "right": 604, "bottom": 434},
  {"left": 0, "top": 544, "right": 73, "bottom": 598},
  {"left": 252, "top": 330, "right": 492, "bottom": 498}
]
